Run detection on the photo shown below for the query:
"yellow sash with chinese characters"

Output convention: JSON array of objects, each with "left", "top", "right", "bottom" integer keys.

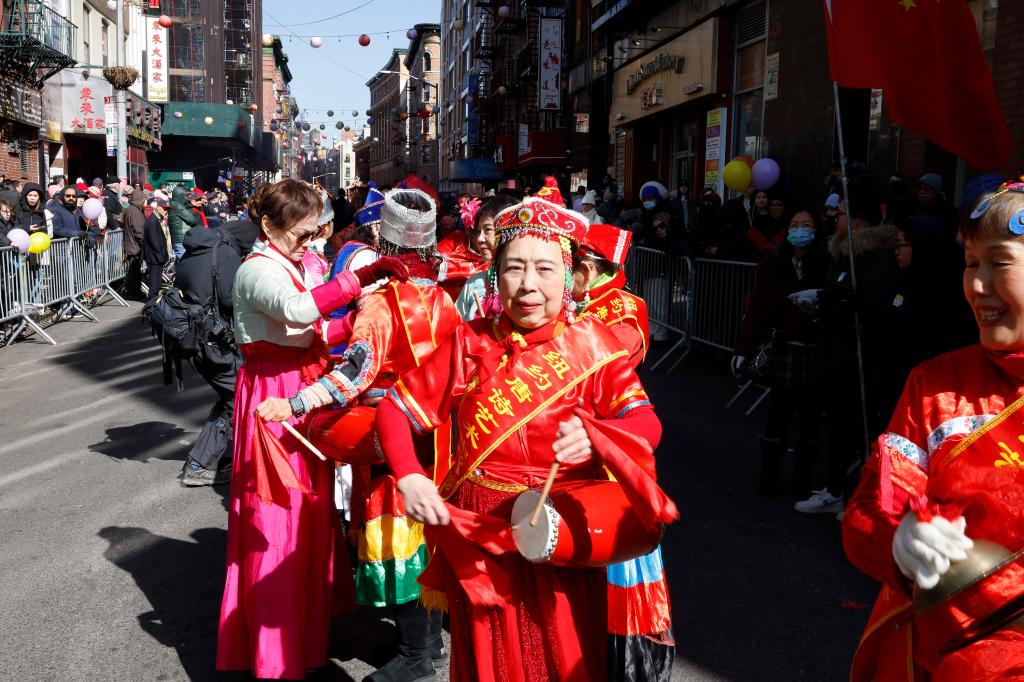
[
  {"left": 580, "top": 288, "right": 650, "bottom": 356},
  {"left": 437, "top": 331, "right": 627, "bottom": 500}
]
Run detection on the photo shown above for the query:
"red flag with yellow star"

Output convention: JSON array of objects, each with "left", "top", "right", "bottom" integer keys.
[{"left": 824, "top": 0, "right": 1010, "bottom": 170}]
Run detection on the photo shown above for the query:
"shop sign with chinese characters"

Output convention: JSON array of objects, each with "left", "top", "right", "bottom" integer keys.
[
  {"left": 64, "top": 77, "right": 112, "bottom": 133},
  {"left": 0, "top": 76, "right": 42, "bottom": 127},
  {"left": 147, "top": 22, "right": 168, "bottom": 103},
  {"left": 538, "top": 18, "right": 562, "bottom": 111}
]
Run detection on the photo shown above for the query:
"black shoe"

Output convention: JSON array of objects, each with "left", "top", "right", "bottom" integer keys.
[
  {"left": 180, "top": 460, "right": 231, "bottom": 487},
  {"left": 363, "top": 655, "right": 435, "bottom": 682}
]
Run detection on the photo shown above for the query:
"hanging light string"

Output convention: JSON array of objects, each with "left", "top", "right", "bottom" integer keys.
[
  {"left": 262, "top": 0, "right": 378, "bottom": 28},
  {"left": 269, "top": 27, "right": 410, "bottom": 39}
]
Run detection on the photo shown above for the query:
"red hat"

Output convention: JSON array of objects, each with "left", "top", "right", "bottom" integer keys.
[
  {"left": 75, "top": 180, "right": 88, "bottom": 191},
  {"left": 582, "top": 223, "right": 632, "bottom": 267},
  {"left": 143, "top": 183, "right": 154, "bottom": 191},
  {"left": 190, "top": 188, "right": 206, "bottom": 198},
  {"left": 533, "top": 176, "right": 567, "bottom": 207}
]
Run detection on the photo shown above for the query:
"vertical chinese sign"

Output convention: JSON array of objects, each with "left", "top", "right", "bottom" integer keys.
[
  {"left": 147, "top": 21, "right": 168, "bottom": 103},
  {"left": 704, "top": 107, "right": 726, "bottom": 197},
  {"left": 104, "top": 96, "right": 117, "bottom": 156},
  {"left": 538, "top": 18, "right": 562, "bottom": 111}
]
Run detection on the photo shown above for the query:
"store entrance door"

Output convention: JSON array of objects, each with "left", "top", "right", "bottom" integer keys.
[{"left": 671, "top": 114, "right": 698, "bottom": 191}]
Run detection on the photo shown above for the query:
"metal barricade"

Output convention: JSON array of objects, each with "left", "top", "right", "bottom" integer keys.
[
  {"left": 689, "top": 258, "right": 757, "bottom": 352},
  {"left": 623, "top": 246, "right": 692, "bottom": 371},
  {"left": 1, "top": 230, "right": 129, "bottom": 347}
]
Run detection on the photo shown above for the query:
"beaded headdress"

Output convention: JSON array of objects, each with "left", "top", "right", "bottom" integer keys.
[
  {"left": 970, "top": 176, "right": 1024, "bottom": 234},
  {"left": 484, "top": 178, "right": 588, "bottom": 321}
]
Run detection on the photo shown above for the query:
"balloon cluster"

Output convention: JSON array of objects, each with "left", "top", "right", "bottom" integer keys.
[
  {"left": 722, "top": 156, "right": 781, "bottom": 193},
  {"left": 6, "top": 228, "right": 51, "bottom": 254}
]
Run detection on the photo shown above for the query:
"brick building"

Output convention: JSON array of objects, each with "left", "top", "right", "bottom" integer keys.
[
  {"left": 404, "top": 24, "right": 442, "bottom": 187},
  {"left": 365, "top": 49, "right": 409, "bottom": 187}
]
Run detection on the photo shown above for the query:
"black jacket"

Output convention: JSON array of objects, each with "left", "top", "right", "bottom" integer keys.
[
  {"left": 103, "top": 188, "right": 123, "bottom": 228},
  {"left": 174, "top": 227, "right": 241, "bottom": 319},
  {"left": 142, "top": 213, "right": 168, "bottom": 266},
  {"left": 16, "top": 183, "right": 46, "bottom": 233}
]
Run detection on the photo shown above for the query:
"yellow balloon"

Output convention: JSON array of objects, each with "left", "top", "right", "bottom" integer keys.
[
  {"left": 723, "top": 160, "right": 753, "bottom": 193},
  {"left": 28, "top": 232, "right": 51, "bottom": 254}
]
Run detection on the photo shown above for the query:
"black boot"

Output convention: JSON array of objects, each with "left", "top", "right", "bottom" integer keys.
[
  {"left": 364, "top": 602, "right": 435, "bottom": 682},
  {"left": 757, "top": 435, "right": 785, "bottom": 496},
  {"left": 793, "top": 439, "right": 821, "bottom": 500},
  {"left": 426, "top": 609, "right": 446, "bottom": 662}
]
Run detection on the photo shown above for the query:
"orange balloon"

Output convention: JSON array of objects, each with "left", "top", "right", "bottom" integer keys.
[{"left": 735, "top": 155, "right": 755, "bottom": 168}]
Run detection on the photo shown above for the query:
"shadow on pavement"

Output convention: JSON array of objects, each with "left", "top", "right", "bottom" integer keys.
[
  {"left": 88, "top": 421, "right": 191, "bottom": 463},
  {"left": 98, "top": 525, "right": 248, "bottom": 682}
]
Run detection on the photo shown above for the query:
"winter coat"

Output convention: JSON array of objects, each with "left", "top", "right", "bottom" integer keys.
[
  {"left": 16, "top": 183, "right": 47, "bottom": 234},
  {"left": 122, "top": 190, "right": 147, "bottom": 257},
  {"left": 174, "top": 227, "right": 241, "bottom": 320},
  {"left": 168, "top": 186, "right": 200, "bottom": 245},
  {"left": 735, "top": 239, "right": 831, "bottom": 357},
  {"left": 818, "top": 223, "right": 901, "bottom": 388},
  {"left": 142, "top": 212, "right": 169, "bottom": 266},
  {"left": 0, "top": 215, "right": 12, "bottom": 247},
  {"left": 103, "top": 188, "right": 123, "bottom": 228},
  {"left": 48, "top": 201, "right": 82, "bottom": 239}
]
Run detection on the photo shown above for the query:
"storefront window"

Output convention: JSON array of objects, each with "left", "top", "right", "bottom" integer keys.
[{"left": 734, "top": 91, "right": 763, "bottom": 160}]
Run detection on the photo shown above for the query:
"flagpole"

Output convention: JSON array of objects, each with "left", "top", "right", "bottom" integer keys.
[{"left": 831, "top": 80, "right": 872, "bottom": 462}]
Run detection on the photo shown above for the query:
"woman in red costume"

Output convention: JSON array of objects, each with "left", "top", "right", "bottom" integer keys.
[
  {"left": 842, "top": 184, "right": 1024, "bottom": 681},
  {"left": 215, "top": 180, "right": 406, "bottom": 680},
  {"left": 375, "top": 191, "right": 677, "bottom": 681}
]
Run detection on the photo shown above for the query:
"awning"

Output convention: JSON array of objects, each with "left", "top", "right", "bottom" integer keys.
[
  {"left": 161, "top": 102, "right": 257, "bottom": 147},
  {"left": 447, "top": 157, "right": 504, "bottom": 182}
]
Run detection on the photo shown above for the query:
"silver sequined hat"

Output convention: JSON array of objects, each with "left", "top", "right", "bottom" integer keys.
[{"left": 379, "top": 188, "right": 437, "bottom": 250}]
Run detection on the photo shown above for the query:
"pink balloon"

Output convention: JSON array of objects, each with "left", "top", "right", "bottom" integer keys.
[
  {"left": 6, "top": 227, "right": 29, "bottom": 253},
  {"left": 82, "top": 198, "right": 104, "bottom": 221}
]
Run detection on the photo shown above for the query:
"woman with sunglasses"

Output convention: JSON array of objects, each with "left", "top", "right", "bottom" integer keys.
[{"left": 216, "top": 180, "right": 408, "bottom": 680}]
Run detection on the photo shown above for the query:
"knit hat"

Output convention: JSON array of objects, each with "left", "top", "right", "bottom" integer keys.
[
  {"left": 915, "top": 172, "right": 943, "bottom": 193},
  {"left": 104, "top": 175, "right": 119, "bottom": 185},
  {"left": 355, "top": 183, "right": 385, "bottom": 227},
  {"left": 151, "top": 195, "right": 170, "bottom": 208},
  {"left": 189, "top": 188, "right": 206, "bottom": 199},
  {"left": 533, "top": 176, "right": 567, "bottom": 207},
  {"left": 640, "top": 181, "right": 668, "bottom": 201},
  {"left": 379, "top": 188, "right": 437, "bottom": 250},
  {"left": 91, "top": 177, "right": 103, "bottom": 187},
  {"left": 87, "top": 186, "right": 102, "bottom": 198},
  {"left": 75, "top": 178, "right": 88, "bottom": 191},
  {"left": 582, "top": 190, "right": 597, "bottom": 206}
]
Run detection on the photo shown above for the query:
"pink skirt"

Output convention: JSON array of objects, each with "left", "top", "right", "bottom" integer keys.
[{"left": 216, "top": 342, "right": 337, "bottom": 679}]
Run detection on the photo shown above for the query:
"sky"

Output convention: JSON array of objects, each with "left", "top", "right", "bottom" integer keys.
[{"left": 262, "top": 0, "right": 440, "bottom": 129}]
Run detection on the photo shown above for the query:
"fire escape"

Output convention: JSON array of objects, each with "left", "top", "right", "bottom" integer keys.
[
  {"left": 223, "top": 0, "right": 255, "bottom": 106},
  {"left": 0, "top": 0, "right": 76, "bottom": 87}
]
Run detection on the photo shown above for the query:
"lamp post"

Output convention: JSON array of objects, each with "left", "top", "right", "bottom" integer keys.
[{"left": 114, "top": 0, "right": 127, "bottom": 182}]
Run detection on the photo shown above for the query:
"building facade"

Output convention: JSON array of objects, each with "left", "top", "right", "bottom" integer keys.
[
  {"left": 365, "top": 49, "right": 409, "bottom": 187},
  {"left": 404, "top": 23, "right": 441, "bottom": 187},
  {"left": 0, "top": 0, "right": 76, "bottom": 183}
]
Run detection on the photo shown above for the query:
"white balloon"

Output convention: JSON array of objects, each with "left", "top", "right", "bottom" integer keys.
[{"left": 82, "top": 198, "right": 104, "bottom": 221}]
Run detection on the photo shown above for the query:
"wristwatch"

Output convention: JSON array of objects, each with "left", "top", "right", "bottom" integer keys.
[{"left": 288, "top": 395, "right": 306, "bottom": 417}]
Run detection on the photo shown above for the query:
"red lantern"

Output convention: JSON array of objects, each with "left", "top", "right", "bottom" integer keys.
[
  {"left": 158, "top": 15, "right": 173, "bottom": 28},
  {"left": 400, "top": 112, "right": 409, "bottom": 121},
  {"left": 358, "top": 34, "right": 371, "bottom": 47}
]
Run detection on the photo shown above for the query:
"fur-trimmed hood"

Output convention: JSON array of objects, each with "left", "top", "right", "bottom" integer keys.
[{"left": 828, "top": 223, "right": 899, "bottom": 262}]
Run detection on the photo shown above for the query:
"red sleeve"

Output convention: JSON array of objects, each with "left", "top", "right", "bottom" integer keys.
[
  {"left": 842, "top": 370, "right": 930, "bottom": 596},
  {"left": 618, "top": 405, "right": 661, "bottom": 450},
  {"left": 377, "top": 398, "right": 425, "bottom": 480},
  {"left": 385, "top": 325, "right": 472, "bottom": 434}
]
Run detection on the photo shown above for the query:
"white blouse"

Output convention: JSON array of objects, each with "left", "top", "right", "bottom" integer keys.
[{"left": 232, "top": 240, "right": 322, "bottom": 347}]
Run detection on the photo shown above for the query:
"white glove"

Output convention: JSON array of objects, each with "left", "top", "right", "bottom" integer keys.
[
  {"left": 788, "top": 288, "right": 822, "bottom": 315},
  {"left": 730, "top": 355, "right": 746, "bottom": 378},
  {"left": 892, "top": 513, "right": 973, "bottom": 590}
]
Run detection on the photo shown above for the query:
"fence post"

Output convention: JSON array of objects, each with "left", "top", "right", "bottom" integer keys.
[{"left": 6, "top": 251, "right": 55, "bottom": 346}]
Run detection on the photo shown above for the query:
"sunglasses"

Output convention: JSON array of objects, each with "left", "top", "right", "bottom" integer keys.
[{"left": 290, "top": 226, "right": 324, "bottom": 244}]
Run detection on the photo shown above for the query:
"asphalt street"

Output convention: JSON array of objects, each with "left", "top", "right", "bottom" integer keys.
[{"left": 0, "top": 301, "right": 877, "bottom": 681}]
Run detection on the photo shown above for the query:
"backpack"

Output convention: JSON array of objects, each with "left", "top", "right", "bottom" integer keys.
[{"left": 143, "top": 240, "right": 236, "bottom": 389}]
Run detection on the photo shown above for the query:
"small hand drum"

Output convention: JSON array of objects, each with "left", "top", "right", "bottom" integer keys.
[
  {"left": 510, "top": 480, "right": 662, "bottom": 568},
  {"left": 306, "top": 406, "right": 383, "bottom": 464}
]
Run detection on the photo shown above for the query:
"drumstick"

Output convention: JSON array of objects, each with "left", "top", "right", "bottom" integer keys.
[
  {"left": 472, "top": 291, "right": 484, "bottom": 318},
  {"left": 530, "top": 462, "right": 560, "bottom": 527},
  {"left": 281, "top": 421, "right": 328, "bottom": 462}
]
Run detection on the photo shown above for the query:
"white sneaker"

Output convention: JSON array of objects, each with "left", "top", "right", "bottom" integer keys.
[{"left": 794, "top": 489, "right": 843, "bottom": 514}]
